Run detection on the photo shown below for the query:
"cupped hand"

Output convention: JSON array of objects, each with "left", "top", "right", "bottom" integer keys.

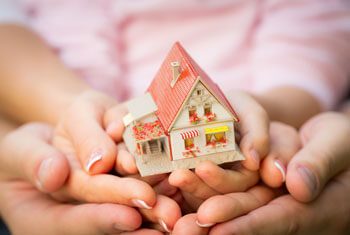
[
  {"left": 0, "top": 180, "right": 164, "bottom": 235},
  {"left": 164, "top": 91, "right": 270, "bottom": 212},
  {"left": 0, "top": 122, "right": 162, "bottom": 235},
  {"left": 0, "top": 123, "right": 69, "bottom": 192},
  {"left": 171, "top": 120, "right": 301, "bottom": 235},
  {"left": 174, "top": 112, "right": 350, "bottom": 235}
]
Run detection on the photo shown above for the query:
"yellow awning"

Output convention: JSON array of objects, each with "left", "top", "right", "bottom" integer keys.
[{"left": 205, "top": 126, "right": 229, "bottom": 134}]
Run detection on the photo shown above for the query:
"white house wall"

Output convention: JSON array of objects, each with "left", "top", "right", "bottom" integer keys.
[
  {"left": 170, "top": 121, "right": 236, "bottom": 161},
  {"left": 169, "top": 80, "right": 237, "bottom": 161},
  {"left": 172, "top": 81, "right": 233, "bottom": 130}
]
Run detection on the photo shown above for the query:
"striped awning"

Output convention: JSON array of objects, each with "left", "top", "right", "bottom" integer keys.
[{"left": 181, "top": 130, "right": 199, "bottom": 139}]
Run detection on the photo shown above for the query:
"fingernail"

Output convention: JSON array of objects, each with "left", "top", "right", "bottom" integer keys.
[
  {"left": 85, "top": 149, "right": 103, "bottom": 172},
  {"left": 131, "top": 199, "right": 153, "bottom": 209},
  {"left": 196, "top": 220, "right": 215, "bottom": 228},
  {"left": 274, "top": 159, "right": 286, "bottom": 182},
  {"left": 249, "top": 149, "right": 260, "bottom": 168},
  {"left": 297, "top": 165, "right": 318, "bottom": 196},
  {"left": 158, "top": 219, "right": 171, "bottom": 233},
  {"left": 37, "top": 158, "right": 54, "bottom": 191}
]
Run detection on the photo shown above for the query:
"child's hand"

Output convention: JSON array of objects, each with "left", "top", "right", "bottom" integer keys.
[
  {"left": 52, "top": 91, "right": 182, "bottom": 232},
  {"left": 0, "top": 123, "right": 164, "bottom": 235},
  {"left": 194, "top": 121, "right": 300, "bottom": 227},
  {"left": 170, "top": 121, "right": 301, "bottom": 235},
  {"left": 54, "top": 90, "right": 124, "bottom": 174},
  {"left": 176, "top": 112, "right": 350, "bottom": 235},
  {"left": 49, "top": 90, "right": 160, "bottom": 210},
  {"left": 112, "top": 155, "right": 183, "bottom": 233},
  {"left": 167, "top": 91, "right": 271, "bottom": 211}
]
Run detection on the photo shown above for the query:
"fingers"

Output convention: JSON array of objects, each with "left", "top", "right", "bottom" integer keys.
[
  {"left": 57, "top": 203, "right": 142, "bottom": 235},
  {"left": 139, "top": 195, "right": 182, "bottom": 233},
  {"left": 260, "top": 122, "right": 301, "bottom": 188},
  {"left": 0, "top": 123, "right": 69, "bottom": 192},
  {"left": 195, "top": 161, "right": 259, "bottom": 194},
  {"left": 208, "top": 197, "right": 300, "bottom": 235},
  {"left": 120, "top": 229, "right": 164, "bottom": 235},
  {"left": 169, "top": 169, "right": 218, "bottom": 200},
  {"left": 226, "top": 91, "right": 270, "bottom": 171},
  {"left": 56, "top": 92, "right": 117, "bottom": 175},
  {"left": 286, "top": 112, "right": 350, "bottom": 202},
  {"left": 130, "top": 173, "right": 168, "bottom": 187},
  {"left": 115, "top": 143, "right": 138, "bottom": 175},
  {"left": 172, "top": 214, "right": 209, "bottom": 235},
  {"left": 52, "top": 152, "right": 157, "bottom": 209},
  {"left": 196, "top": 185, "right": 277, "bottom": 227},
  {"left": 152, "top": 177, "right": 178, "bottom": 197},
  {"left": 0, "top": 182, "right": 143, "bottom": 235},
  {"left": 210, "top": 171, "right": 350, "bottom": 235},
  {"left": 104, "top": 103, "right": 128, "bottom": 142}
]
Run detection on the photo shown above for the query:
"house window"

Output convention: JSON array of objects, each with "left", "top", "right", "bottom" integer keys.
[
  {"left": 189, "top": 106, "right": 200, "bottom": 124},
  {"left": 204, "top": 103, "right": 216, "bottom": 122},
  {"left": 196, "top": 89, "right": 203, "bottom": 96},
  {"left": 184, "top": 138, "right": 195, "bottom": 149},
  {"left": 188, "top": 106, "right": 196, "bottom": 117},
  {"left": 206, "top": 132, "right": 226, "bottom": 146},
  {"left": 204, "top": 103, "right": 212, "bottom": 115}
]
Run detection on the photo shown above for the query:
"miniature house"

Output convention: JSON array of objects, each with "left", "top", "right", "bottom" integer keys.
[{"left": 123, "top": 42, "right": 244, "bottom": 176}]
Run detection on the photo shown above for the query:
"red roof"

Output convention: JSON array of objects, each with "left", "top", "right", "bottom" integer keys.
[{"left": 147, "top": 42, "right": 238, "bottom": 132}]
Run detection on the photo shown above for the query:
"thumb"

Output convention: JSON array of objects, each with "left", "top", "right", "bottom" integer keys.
[
  {"left": 286, "top": 112, "right": 350, "bottom": 202},
  {"left": 0, "top": 123, "right": 69, "bottom": 192},
  {"left": 226, "top": 91, "right": 270, "bottom": 171},
  {"left": 104, "top": 103, "right": 128, "bottom": 142}
]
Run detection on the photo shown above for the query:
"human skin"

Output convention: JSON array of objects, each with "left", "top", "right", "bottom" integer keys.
[
  {"left": 171, "top": 112, "right": 350, "bottom": 235},
  {"left": 0, "top": 25, "right": 175, "bottom": 221},
  {"left": 0, "top": 23, "right": 324, "bottom": 233},
  {"left": 0, "top": 24, "right": 321, "bottom": 171},
  {"left": 166, "top": 94, "right": 301, "bottom": 212},
  {"left": 0, "top": 25, "right": 266, "bottom": 232},
  {"left": 0, "top": 121, "right": 165, "bottom": 235}
]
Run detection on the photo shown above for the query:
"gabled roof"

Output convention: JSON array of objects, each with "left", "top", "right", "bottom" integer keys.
[{"left": 147, "top": 42, "right": 238, "bottom": 132}]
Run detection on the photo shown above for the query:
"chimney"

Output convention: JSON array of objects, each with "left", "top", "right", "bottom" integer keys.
[{"left": 170, "top": 61, "right": 181, "bottom": 88}]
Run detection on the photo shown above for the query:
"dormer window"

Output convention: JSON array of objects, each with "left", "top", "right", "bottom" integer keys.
[
  {"left": 204, "top": 103, "right": 212, "bottom": 115},
  {"left": 188, "top": 106, "right": 196, "bottom": 117},
  {"left": 204, "top": 103, "right": 216, "bottom": 122},
  {"left": 189, "top": 106, "right": 200, "bottom": 124}
]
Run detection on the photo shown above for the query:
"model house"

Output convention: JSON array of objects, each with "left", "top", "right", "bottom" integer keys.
[{"left": 122, "top": 42, "right": 244, "bottom": 176}]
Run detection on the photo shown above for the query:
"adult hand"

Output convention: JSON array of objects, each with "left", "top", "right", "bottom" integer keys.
[
  {"left": 0, "top": 123, "right": 70, "bottom": 192},
  {"left": 206, "top": 112, "right": 350, "bottom": 235},
  {"left": 0, "top": 123, "right": 163, "bottom": 235}
]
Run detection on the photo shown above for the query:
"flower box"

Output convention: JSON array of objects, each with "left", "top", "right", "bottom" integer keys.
[
  {"left": 182, "top": 147, "right": 200, "bottom": 158},
  {"left": 204, "top": 112, "right": 216, "bottom": 122},
  {"left": 189, "top": 112, "right": 201, "bottom": 124},
  {"left": 206, "top": 138, "right": 227, "bottom": 148}
]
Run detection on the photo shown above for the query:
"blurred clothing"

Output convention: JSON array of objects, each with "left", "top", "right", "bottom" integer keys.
[{"left": 1, "top": 0, "right": 350, "bottom": 109}]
